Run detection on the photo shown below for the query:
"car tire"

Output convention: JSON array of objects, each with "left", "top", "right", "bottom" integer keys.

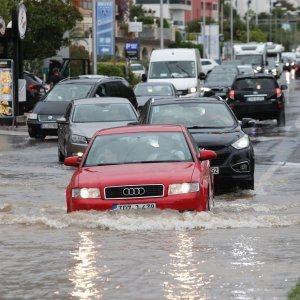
[
  {"left": 239, "top": 178, "right": 254, "bottom": 190},
  {"left": 277, "top": 110, "right": 286, "bottom": 127}
]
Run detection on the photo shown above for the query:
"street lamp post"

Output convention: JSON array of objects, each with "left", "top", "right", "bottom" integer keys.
[
  {"left": 160, "top": 0, "right": 164, "bottom": 49},
  {"left": 203, "top": 0, "right": 206, "bottom": 58},
  {"left": 230, "top": 0, "right": 233, "bottom": 60}
]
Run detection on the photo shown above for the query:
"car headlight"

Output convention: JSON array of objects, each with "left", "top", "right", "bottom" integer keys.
[
  {"left": 201, "top": 87, "right": 211, "bottom": 92},
  {"left": 28, "top": 113, "right": 38, "bottom": 120},
  {"left": 70, "top": 134, "right": 88, "bottom": 144},
  {"left": 168, "top": 182, "right": 199, "bottom": 195},
  {"left": 189, "top": 87, "right": 197, "bottom": 93},
  {"left": 72, "top": 188, "right": 100, "bottom": 198},
  {"left": 232, "top": 134, "right": 250, "bottom": 149},
  {"left": 272, "top": 68, "right": 277, "bottom": 73}
]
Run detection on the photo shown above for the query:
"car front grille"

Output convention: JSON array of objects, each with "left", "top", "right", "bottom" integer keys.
[
  {"left": 177, "top": 89, "right": 188, "bottom": 96},
  {"left": 201, "top": 146, "right": 230, "bottom": 167},
  {"left": 105, "top": 184, "right": 164, "bottom": 199},
  {"left": 38, "top": 115, "right": 62, "bottom": 122}
]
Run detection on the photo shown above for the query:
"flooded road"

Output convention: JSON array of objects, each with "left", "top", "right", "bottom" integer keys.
[{"left": 0, "top": 73, "right": 300, "bottom": 299}]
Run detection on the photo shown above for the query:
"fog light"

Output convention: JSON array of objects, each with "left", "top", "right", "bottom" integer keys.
[{"left": 232, "top": 161, "right": 250, "bottom": 172}]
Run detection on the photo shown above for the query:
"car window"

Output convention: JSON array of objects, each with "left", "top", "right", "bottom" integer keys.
[
  {"left": 72, "top": 103, "right": 137, "bottom": 123},
  {"left": 234, "top": 78, "right": 277, "bottom": 90},
  {"left": 45, "top": 83, "right": 93, "bottom": 101},
  {"left": 149, "top": 102, "right": 236, "bottom": 128},
  {"left": 205, "top": 73, "right": 236, "bottom": 85},
  {"left": 84, "top": 132, "right": 193, "bottom": 166}
]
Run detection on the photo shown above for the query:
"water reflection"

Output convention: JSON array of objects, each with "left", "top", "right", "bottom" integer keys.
[
  {"left": 162, "top": 233, "right": 210, "bottom": 299},
  {"left": 69, "top": 231, "right": 103, "bottom": 299}
]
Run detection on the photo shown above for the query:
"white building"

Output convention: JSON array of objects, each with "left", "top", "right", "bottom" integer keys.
[{"left": 232, "top": 0, "right": 273, "bottom": 18}]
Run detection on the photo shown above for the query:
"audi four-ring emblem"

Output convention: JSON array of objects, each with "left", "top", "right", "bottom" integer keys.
[{"left": 123, "top": 187, "right": 146, "bottom": 196}]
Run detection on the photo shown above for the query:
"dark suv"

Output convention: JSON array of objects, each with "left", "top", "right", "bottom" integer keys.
[
  {"left": 27, "top": 77, "right": 137, "bottom": 139},
  {"left": 139, "top": 97, "right": 255, "bottom": 191},
  {"left": 227, "top": 74, "right": 287, "bottom": 126}
]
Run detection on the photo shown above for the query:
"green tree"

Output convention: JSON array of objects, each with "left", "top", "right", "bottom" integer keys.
[{"left": 1, "top": 0, "right": 82, "bottom": 60}]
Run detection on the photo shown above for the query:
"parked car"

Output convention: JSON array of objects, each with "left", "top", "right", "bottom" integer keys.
[
  {"left": 134, "top": 82, "right": 178, "bottom": 111},
  {"left": 57, "top": 97, "right": 138, "bottom": 162},
  {"left": 64, "top": 124, "right": 217, "bottom": 213},
  {"left": 200, "top": 59, "right": 219, "bottom": 75},
  {"left": 27, "top": 77, "right": 138, "bottom": 139},
  {"left": 139, "top": 97, "right": 255, "bottom": 190},
  {"left": 201, "top": 71, "right": 236, "bottom": 99},
  {"left": 130, "top": 63, "right": 146, "bottom": 78},
  {"left": 227, "top": 74, "right": 287, "bottom": 126},
  {"left": 23, "top": 71, "right": 48, "bottom": 112}
]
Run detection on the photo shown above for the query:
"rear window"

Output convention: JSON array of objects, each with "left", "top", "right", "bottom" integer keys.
[{"left": 234, "top": 78, "right": 277, "bottom": 91}]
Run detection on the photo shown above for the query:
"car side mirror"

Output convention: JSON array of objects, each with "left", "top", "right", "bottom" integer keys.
[
  {"left": 56, "top": 117, "right": 68, "bottom": 124},
  {"left": 64, "top": 156, "right": 80, "bottom": 167},
  {"left": 141, "top": 74, "right": 147, "bottom": 82},
  {"left": 241, "top": 118, "right": 256, "bottom": 128},
  {"left": 198, "top": 72, "right": 206, "bottom": 80},
  {"left": 280, "top": 84, "right": 288, "bottom": 90},
  {"left": 199, "top": 150, "right": 217, "bottom": 161}
]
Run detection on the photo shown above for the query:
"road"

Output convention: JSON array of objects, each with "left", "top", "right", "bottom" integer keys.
[{"left": 0, "top": 71, "right": 299, "bottom": 299}]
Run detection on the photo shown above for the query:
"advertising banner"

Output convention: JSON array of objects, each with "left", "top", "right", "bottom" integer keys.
[
  {"left": 204, "top": 25, "right": 220, "bottom": 61},
  {"left": 0, "top": 59, "right": 14, "bottom": 119},
  {"left": 96, "top": 0, "right": 115, "bottom": 56}
]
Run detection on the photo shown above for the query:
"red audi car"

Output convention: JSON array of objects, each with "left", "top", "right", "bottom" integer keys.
[{"left": 64, "top": 125, "right": 217, "bottom": 213}]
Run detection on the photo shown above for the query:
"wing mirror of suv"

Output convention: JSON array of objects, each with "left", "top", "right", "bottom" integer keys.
[
  {"left": 280, "top": 84, "right": 288, "bottom": 90},
  {"left": 198, "top": 72, "right": 206, "bottom": 80},
  {"left": 241, "top": 118, "right": 256, "bottom": 128}
]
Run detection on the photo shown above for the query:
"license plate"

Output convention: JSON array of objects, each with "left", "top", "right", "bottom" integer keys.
[
  {"left": 112, "top": 203, "right": 156, "bottom": 210},
  {"left": 211, "top": 167, "right": 219, "bottom": 174},
  {"left": 247, "top": 96, "right": 265, "bottom": 102},
  {"left": 41, "top": 123, "right": 58, "bottom": 129}
]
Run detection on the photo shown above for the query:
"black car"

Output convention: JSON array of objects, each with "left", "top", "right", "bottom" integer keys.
[
  {"left": 27, "top": 77, "right": 138, "bottom": 139},
  {"left": 139, "top": 97, "right": 255, "bottom": 190},
  {"left": 294, "top": 60, "right": 300, "bottom": 79},
  {"left": 227, "top": 74, "right": 287, "bottom": 126},
  {"left": 23, "top": 71, "right": 48, "bottom": 112}
]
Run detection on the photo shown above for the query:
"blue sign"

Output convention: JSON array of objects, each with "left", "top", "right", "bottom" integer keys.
[
  {"left": 96, "top": 0, "right": 115, "bottom": 56},
  {"left": 125, "top": 43, "right": 139, "bottom": 51}
]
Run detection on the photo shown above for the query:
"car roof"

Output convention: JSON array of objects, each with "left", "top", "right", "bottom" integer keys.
[
  {"left": 72, "top": 97, "right": 131, "bottom": 105},
  {"left": 94, "top": 124, "right": 185, "bottom": 136},
  {"left": 234, "top": 73, "right": 276, "bottom": 79},
  {"left": 148, "top": 96, "right": 224, "bottom": 106},
  {"left": 135, "top": 82, "right": 175, "bottom": 87}
]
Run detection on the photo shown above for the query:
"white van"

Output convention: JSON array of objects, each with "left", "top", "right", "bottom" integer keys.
[{"left": 146, "top": 48, "right": 205, "bottom": 97}]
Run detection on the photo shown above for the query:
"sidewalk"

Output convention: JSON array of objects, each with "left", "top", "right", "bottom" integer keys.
[{"left": 0, "top": 115, "right": 28, "bottom": 136}]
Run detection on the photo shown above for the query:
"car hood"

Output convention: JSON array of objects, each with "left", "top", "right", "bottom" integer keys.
[
  {"left": 188, "top": 128, "right": 243, "bottom": 147},
  {"left": 33, "top": 101, "right": 70, "bottom": 114},
  {"left": 71, "top": 122, "right": 135, "bottom": 139},
  {"left": 77, "top": 162, "right": 196, "bottom": 186}
]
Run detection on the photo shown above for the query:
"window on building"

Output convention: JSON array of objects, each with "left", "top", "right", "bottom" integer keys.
[{"left": 80, "top": 0, "right": 92, "bottom": 10}]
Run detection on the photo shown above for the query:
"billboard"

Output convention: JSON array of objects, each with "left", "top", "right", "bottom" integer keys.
[
  {"left": 0, "top": 59, "right": 14, "bottom": 119},
  {"left": 204, "top": 25, "right": 220, "bottom": 61},
  {"left": 96, "top": 0, "right": 115, "bottom": 56}
]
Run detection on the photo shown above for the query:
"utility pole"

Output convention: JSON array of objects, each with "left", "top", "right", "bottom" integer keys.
[
  {"left": 230, "top": 0, "right": 233, "bottom": 59},
  {"left": 247, "top": 0, "right": 251, "bottom": 43},
  {"left": 160, "top": 0, "right": 164, "bottom": 49},
  {"left": 92, "top": 0, "right": 97, "bottom": 74},
  {"left": 203, "top": 0, "right": 206, "bottom": 58}
]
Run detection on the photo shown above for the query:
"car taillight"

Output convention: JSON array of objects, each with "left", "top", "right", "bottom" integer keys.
[
  {"left": 294, "top": 66, "right": 298, "bottom": 71},
  {"left": 276, "top": 88, "right": 282, "bottom": 98},
  {"left": 229, "top": 90, "right": 235, "bottom": 100},
  {"left": 28, "top": 84, "right": 40, "bottom": 91}
]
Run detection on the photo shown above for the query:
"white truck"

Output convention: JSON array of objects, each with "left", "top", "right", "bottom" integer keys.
[
  {"left": 146, "top": 48, "right": 206, "bottom": 97},
  {"left": 266, "top": 42, "right": 285, "bottom": 77},
  {"left": 233, "top": 43, "right": 267, "bottom": 73}
]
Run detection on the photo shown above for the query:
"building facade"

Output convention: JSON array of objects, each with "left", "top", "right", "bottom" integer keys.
[{"left": 185, "top": 0, "right": 219, "bottom": 23}]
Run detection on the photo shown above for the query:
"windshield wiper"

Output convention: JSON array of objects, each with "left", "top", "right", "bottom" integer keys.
[{"left": 175, "top": 64, "right": 191, "bottom": 77}]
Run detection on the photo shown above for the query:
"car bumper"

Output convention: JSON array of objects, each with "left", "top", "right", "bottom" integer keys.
[
  {"left": 229, "top": 100, "right": 283, "bottom": 120},
  {"left": 27, "top": 120, "right": 58, "bottom": 136},
  {"left": 67, "top": 192, "right": 206, "bottom": 212}
]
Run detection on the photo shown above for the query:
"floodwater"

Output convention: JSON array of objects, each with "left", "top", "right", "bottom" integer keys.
[{"left": 0, "top": 73, "right": 300, "bottom": 299}]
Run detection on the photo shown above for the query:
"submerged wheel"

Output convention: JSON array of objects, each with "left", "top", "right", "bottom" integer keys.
[{"left": 277, "top": 110, "right": 286, "bottom": 127}]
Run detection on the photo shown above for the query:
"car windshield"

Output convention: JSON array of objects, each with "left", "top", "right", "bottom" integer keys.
[
  {"left": 148, "top": 61, "right": 196, "bottom": 79},
  {"left": 44, "top": 83, "right": 93, "bottom": 101},
  {"left": 135, "top": 84, "right": 174, "bottom": 96},
  {"left": 235, "top": 55, "right": 263, "bottom": 66},
  {"left": 72, "top": 103, "right": 137, "bottom": 123},
  {"left": 84, "top": 132, "right": 193, "bottom": 166},
  {"left": 150, "top": 102, "right": 236, "bottom": 128},
  {"left": 130, "top": 64, "right": 144, "bottom": 71},
  {"left": 205, "top": 73, "right": 236, "bottom": 85},
  {"left": 234, "top": 78, "right": 277, "bottom": 91}
]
